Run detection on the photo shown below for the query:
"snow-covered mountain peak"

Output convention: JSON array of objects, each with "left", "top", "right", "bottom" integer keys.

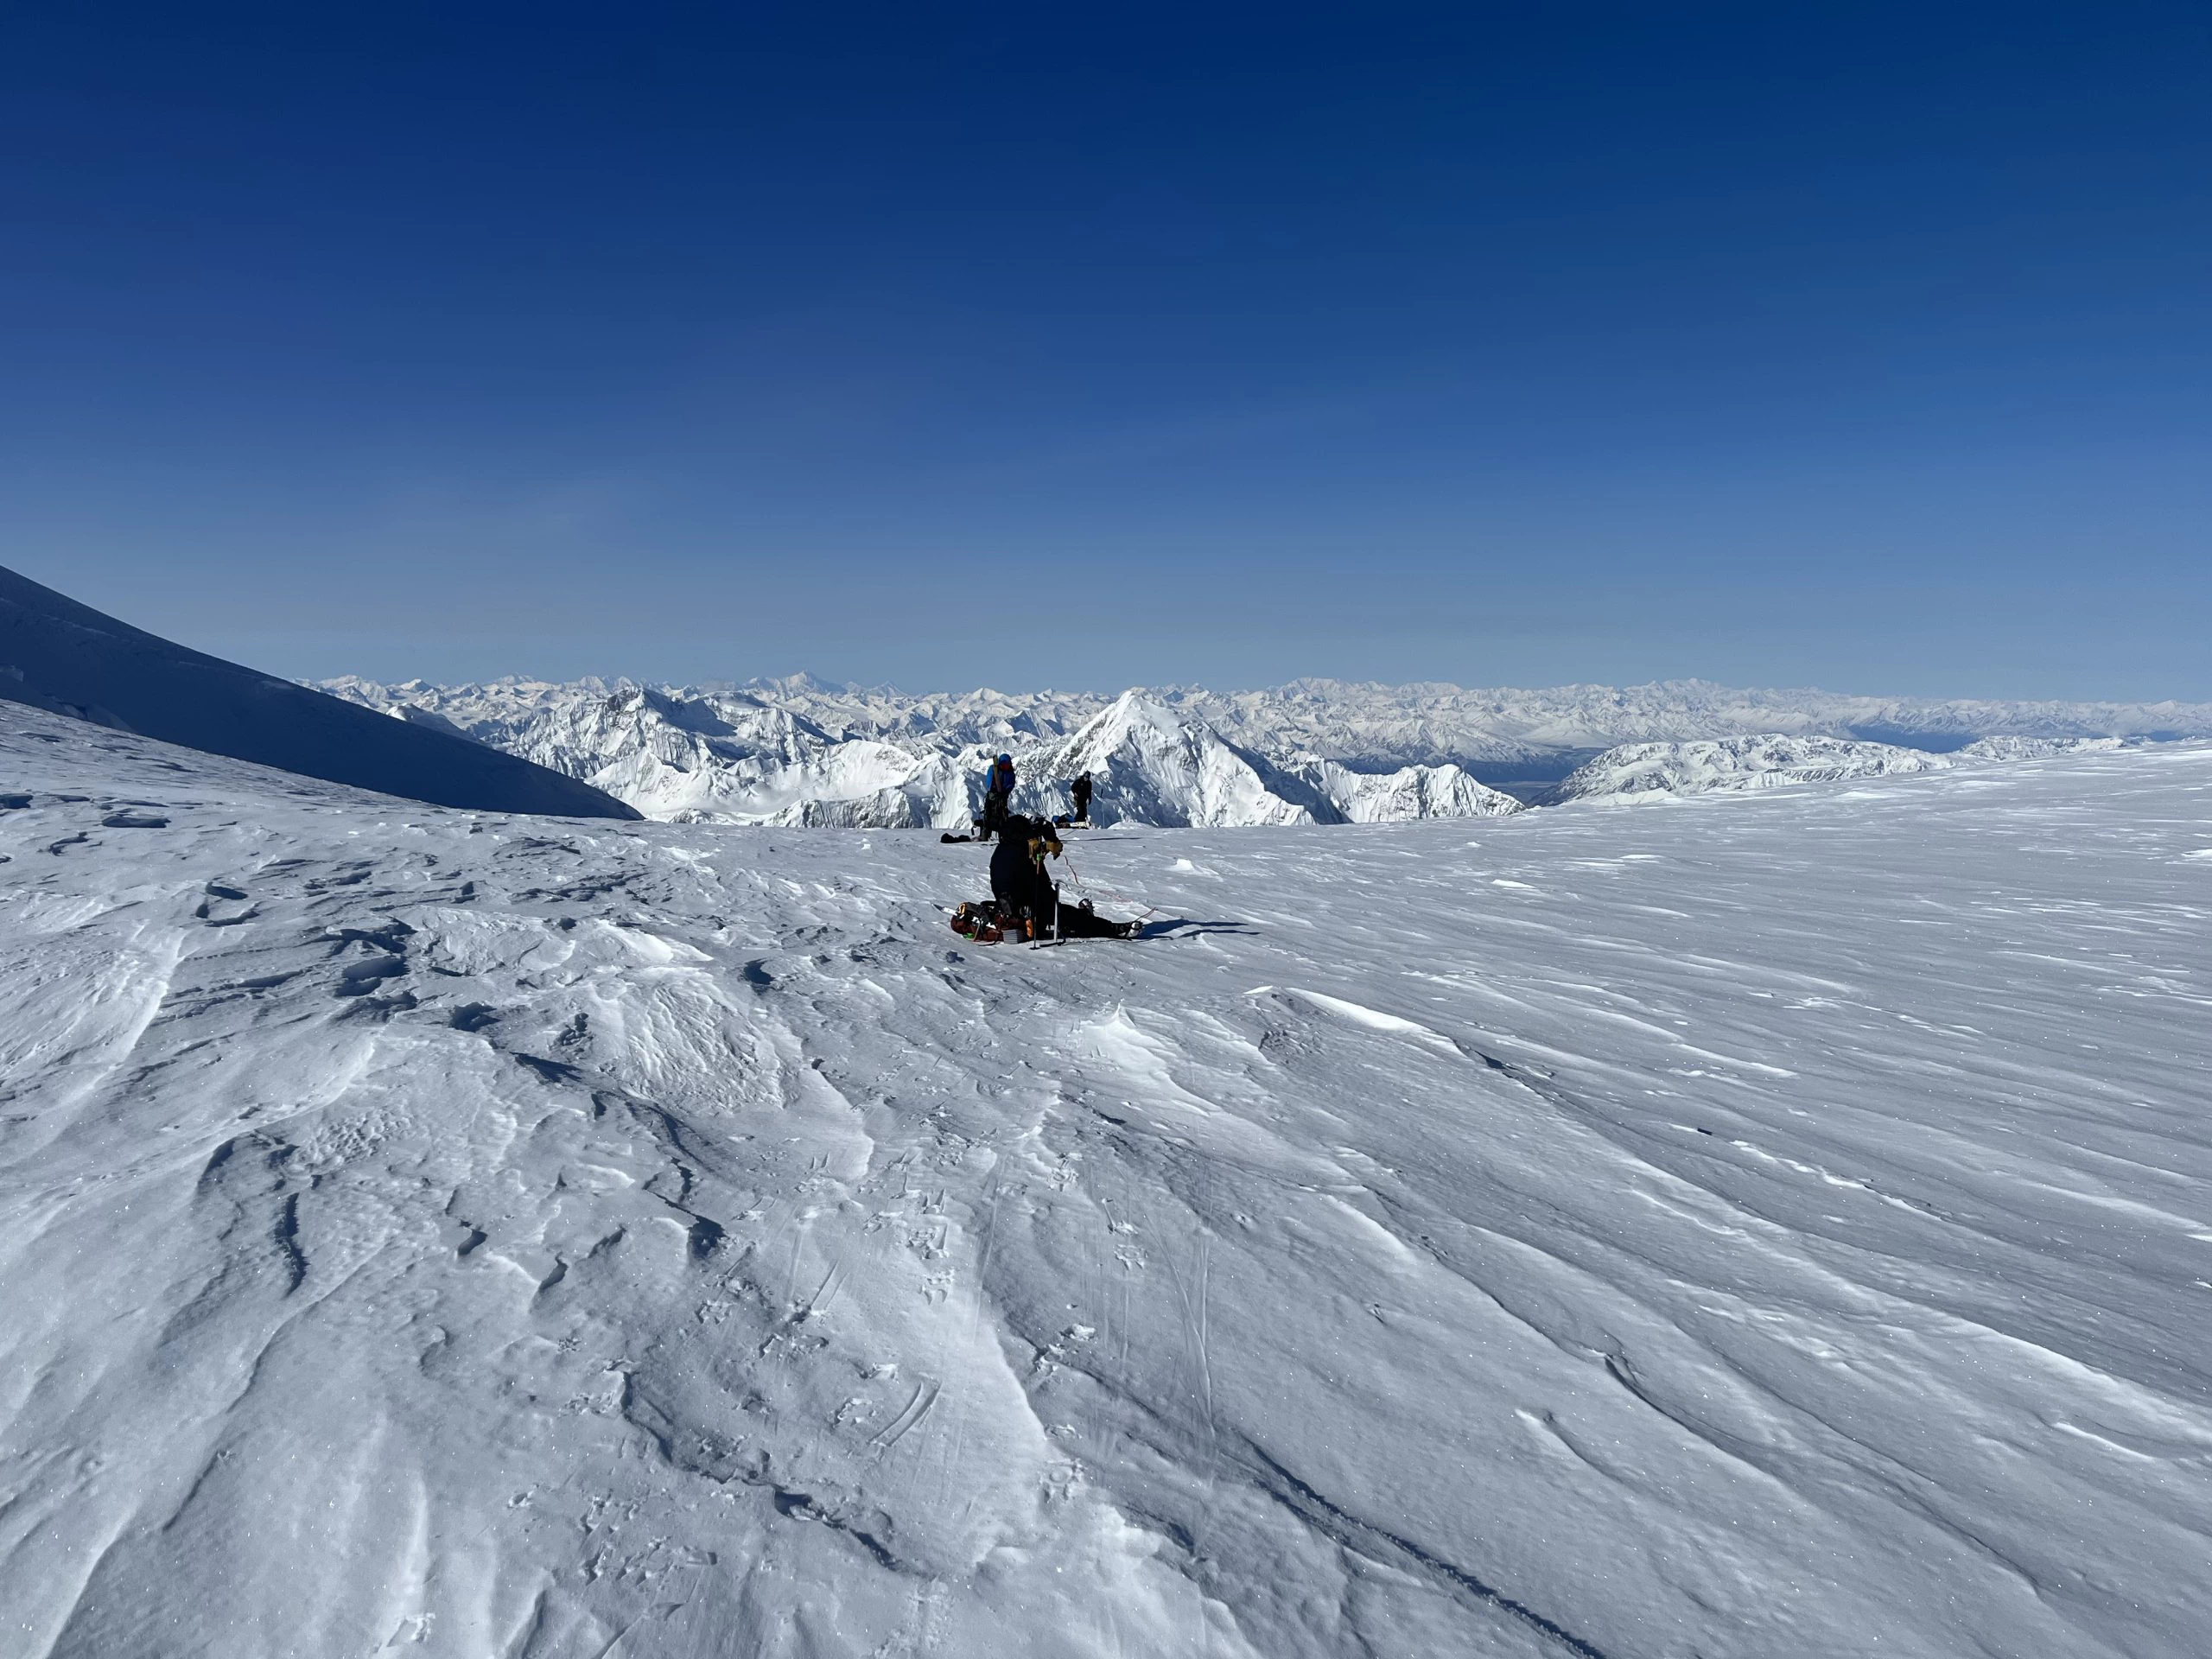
[
  {"left": 1060, "top": 689, "right": 1202, "bottom": 770},
  {"left": 1014, "top": 690, "right": 1315, "bottom": 828},
  {"left": 743, "top": 670, "right": 852, "bottom": 699},
  {"left": 1558, "top": 734, "right": 1957, "bottom": 802}
]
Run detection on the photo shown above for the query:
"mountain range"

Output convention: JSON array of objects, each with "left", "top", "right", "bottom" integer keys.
[
  {"left": 5, "top": 559, "right": 2202, "bottom": 830},
  {"left": 321, "top": 672, "right": 2212, "bottom": 826}
]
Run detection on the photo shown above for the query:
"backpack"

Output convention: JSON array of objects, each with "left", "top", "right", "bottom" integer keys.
[
  {"left": 950, "top": 901, "right": 1001, "bottom": 943},
  {"left": 950, "top": 901, "right": 1047, "bottom": 944}
]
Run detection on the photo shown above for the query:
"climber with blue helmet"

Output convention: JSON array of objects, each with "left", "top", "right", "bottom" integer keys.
[{"left": 977, "top": 753, "right": 1016, "bottom": 842}]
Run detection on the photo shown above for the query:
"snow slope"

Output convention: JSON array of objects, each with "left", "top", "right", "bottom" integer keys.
[
  {"left": 5, "top": 708, "right": 2210, "bottom": 1656},
  {"left": 322, "top": 673, "right": 2212, "bottom": 827},
  {"left": 0, "top": 565, "right": 638, "bottom": 819}
]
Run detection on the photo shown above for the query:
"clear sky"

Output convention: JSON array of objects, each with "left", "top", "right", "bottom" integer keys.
[{"left": 3, "top": 3, "right": 2207, "bottom": 700}]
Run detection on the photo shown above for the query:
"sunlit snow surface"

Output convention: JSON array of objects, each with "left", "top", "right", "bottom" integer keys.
[{"left": 4, "top": 706, "right": 2210, "bottom": 1658}]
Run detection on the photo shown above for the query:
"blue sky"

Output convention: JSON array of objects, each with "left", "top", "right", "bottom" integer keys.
[{"left": 3, "top": 3, "right": 2207, "bottom": 698}]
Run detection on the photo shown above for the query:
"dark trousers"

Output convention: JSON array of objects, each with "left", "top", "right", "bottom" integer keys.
[
  {"left": 992, "top": 874, "right": 1125, "bottom": 938},
  {"left": 1046, "top": 900, "right": 1127, "bottom": 938}
]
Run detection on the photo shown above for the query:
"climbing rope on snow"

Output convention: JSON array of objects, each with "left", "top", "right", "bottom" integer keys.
[{"left": 1056, "top": 851, "right": 1161, "bottom": 924}]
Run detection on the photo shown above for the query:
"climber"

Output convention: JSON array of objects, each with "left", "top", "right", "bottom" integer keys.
[
  {"left": 1071, "top": 771, "right": 1093, "bottom": 824},
  {"left": 977, "top": 753, "right": 1016, "bottom": 841},
  {"left": 987, "top": 815, "right": 1135, "bottom": 939}
]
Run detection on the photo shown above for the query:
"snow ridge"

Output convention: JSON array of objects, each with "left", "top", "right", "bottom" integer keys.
[{"left": 0, "top": 563, "right": 639, "bottom": 819}]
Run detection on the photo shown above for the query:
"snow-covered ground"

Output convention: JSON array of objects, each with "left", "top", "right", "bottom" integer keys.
[{"left": 5, "top": 705, "right": 2211, "bottom": 1657}]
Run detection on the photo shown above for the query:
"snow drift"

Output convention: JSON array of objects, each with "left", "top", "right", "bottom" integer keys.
[{"left": 0, "top": 564, "right": 639, "bottom": 819}]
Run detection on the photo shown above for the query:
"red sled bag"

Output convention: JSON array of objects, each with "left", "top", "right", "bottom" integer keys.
[{"left": 950, "top": 902, "right": 1005, "bottom": 944}]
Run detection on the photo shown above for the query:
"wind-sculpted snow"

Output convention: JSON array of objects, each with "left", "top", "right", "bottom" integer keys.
[
  {"left": 322, "top": 673, "right": 2212, "bottom": 829},
  {"left": 5, "top": 703, "right": 2211, "bottom": 1656}
]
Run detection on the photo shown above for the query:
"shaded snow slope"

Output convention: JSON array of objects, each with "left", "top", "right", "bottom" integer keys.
[
  {"left": 1557, "top": 734, "right": 1958, "bottom": 801},
  {"left": 0, "top": 566, "right": 637, "bottom": 819},
  {"left": 323, "top": 673, "right": 2212, "bottom": 827},
  {"left": 5, "top": 704, "right": 2210, "bottom": 1656}
]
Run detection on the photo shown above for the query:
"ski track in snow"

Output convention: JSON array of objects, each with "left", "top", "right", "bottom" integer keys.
[{"left": 3, "top": 707, "right": 2211, "bottom": 1657}]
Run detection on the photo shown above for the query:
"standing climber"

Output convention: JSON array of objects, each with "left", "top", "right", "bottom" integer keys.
[
  {"left": 1071, "top": 771, "right": 1093, "bottom": 824},
  {"left": 977, "top": 752, "right": 1017, "bottom": 841}
]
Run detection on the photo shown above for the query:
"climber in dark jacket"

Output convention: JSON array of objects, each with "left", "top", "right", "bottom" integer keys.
[
  {"left": 1071, "top": 772, "right": 1093, "bottom": 823},
  {"left": 988, "top": 816, "right": 1135, "bottom": 938}
]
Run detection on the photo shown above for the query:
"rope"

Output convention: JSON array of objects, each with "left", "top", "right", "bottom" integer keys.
[{"left": 1055, "top": 850, "right": 1162, "bottom": 922}]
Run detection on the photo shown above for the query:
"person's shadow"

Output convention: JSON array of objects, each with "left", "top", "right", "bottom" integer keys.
[{"left": 1134, "top": 917, "right": 1256, "bottom": 940}]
